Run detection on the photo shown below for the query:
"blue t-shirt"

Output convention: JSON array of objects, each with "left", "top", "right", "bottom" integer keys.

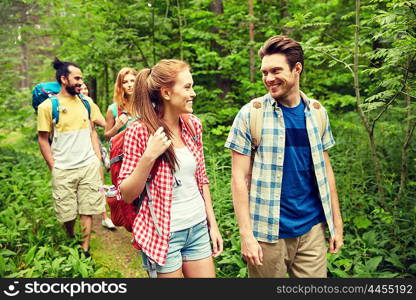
[{"left": 278, "top": 99, "right": 326, "bottom": 238}]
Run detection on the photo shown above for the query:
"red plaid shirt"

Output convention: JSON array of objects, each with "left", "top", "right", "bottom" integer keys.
[{"left": 117, "top": 114, "right": 209, "bottom": 265}]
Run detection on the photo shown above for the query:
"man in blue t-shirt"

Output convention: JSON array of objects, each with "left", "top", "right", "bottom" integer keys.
[
  {"left": 278, "top": 100, "right": 327, "bottom": 240},
  {"left": 225, "top": 36, "right": 344, "bottom": 277}
]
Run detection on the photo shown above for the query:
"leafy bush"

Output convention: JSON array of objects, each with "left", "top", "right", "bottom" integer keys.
[{"left": 0, "top": 145, "right": 120, "bottom": 278}]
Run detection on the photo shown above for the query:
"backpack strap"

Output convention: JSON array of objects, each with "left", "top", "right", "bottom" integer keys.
[
  {"left": 249, "top": 96, "right": 265, "bottom": 151},
  {"left": 50, "top": 94, "right": 91, "bottom": 125},
  {"left": 50, "top": 95, "right": 59, "bottom": 124},
  {"left": 181, "top": 114, "right": 199, "bottom": 145},
  {"left": 247, "top": 96, "right": 264, "bottom": 193},
  {"left": 248, "top": 93, "right": 326, "bottom": 148},
  {"left": 78, "top": 94, "right": 91, "bottom": 120},
  {"left": 145, "top": 180, "right": 162, "bottom": 237},
  {"left": 300, "top": 91, "right": 325, "bottom": 138},
  {"left": 144, "top": 161, "right": 163, "bottom": 237}
]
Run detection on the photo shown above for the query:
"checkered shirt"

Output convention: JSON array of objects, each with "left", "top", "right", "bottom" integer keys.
[
  {"left": 225, "top": 92, "right": 336, "bottom": 242},
  {"left": 117, "top": 115, "right": 209, "bottom": 265}
]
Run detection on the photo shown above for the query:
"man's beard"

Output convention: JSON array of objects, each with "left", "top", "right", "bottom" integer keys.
[{"left": 65, "top": 83, "right": 80, "bottom": 96}]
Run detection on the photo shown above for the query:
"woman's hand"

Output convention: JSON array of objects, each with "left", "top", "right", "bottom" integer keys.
[
  {"left": 209, "top": 225, "right": 223, "bottom": 258},
  {"left": 115, "top": 113, "right": 128, "bottom": 130},
  {"left": 143, "top": 127, "right": 172, "bottom": 161}
]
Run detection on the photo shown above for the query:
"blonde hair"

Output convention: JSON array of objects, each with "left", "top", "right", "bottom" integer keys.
[{"left": 113, "top": 67, "right": 138, "bottom": 112}]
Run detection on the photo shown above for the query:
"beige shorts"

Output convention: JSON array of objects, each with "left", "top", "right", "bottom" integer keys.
[
  {"left": 52, "top": 159, "right": 105, "bottom": 222},
  {"left": 248, "top": 222, "right": 328, "bottom": 278}
]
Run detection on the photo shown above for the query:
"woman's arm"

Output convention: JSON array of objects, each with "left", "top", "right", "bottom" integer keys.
[
  {"left": 202, "top": 184, "right": 223, "bottom": 258},
  {"left": 104, "top": 109, "right": 128, "bottom": 140},
  {"left": 119, "top": 127, "right": 171, "bottom": 203}
]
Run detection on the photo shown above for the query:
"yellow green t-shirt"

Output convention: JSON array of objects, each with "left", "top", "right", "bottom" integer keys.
[{"left": 37, "top": 95, "right": 101, "bottom": 170}]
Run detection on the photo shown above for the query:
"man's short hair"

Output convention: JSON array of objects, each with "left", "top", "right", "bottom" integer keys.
[
  {"left": 52, "top": 57, "right": 81, "bottom": 84},
  {"left": 258, "top": 36, "right": 304, "bottom": 73}
]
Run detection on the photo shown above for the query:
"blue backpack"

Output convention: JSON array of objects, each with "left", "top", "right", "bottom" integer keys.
[
  {"left": 32, "top": 81, "right": 91, "bottom": 124},
  {"left": 32, "top": 81, "right": 61, "bottom": 112}
]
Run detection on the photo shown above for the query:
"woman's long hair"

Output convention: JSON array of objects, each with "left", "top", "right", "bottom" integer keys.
[
  {"left": 113, "top": 67, "right": 138, "bottom": 112},
  {"left": 131, "top": 59, "right": 190, "bottom": 171}
]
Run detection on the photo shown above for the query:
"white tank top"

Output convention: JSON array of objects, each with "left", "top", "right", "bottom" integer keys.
[{"left": 170, "top": 146, "right": 206, "bottom": 232}]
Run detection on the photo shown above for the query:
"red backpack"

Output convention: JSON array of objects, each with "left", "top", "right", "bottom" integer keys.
[{"left": 106, "top": 114, "right": 198, "bottom": 232}]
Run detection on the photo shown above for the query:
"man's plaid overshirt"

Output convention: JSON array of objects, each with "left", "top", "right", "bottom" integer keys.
[
  {"left": 225, "top": 92, "right": 336, "bottom": 242},
  {"left": 117, "top": 115, "right": 209, "bottom": 265}
]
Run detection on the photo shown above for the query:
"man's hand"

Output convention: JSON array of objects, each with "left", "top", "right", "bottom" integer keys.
[
  {"left": 329, "top": 226, "right": 344, "bottom": 254},
  {"left": 241, "top": 234, "right": 263, "bottom": 266}
]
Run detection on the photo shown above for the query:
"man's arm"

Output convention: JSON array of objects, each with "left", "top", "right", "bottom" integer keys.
[
  {"left": 38, "top": 131, "right": 54, "bottom": 170},
  {"left": 90, "top": 122, "right": 102, "bottom": 160},
  {"left": 231, "top": 150, "right": 263, "bottom": 266},
  {"left": 323, "top": 150, "right": 344, "bottom": 254}
]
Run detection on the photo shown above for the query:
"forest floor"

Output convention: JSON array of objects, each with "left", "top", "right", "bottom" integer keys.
[{"left": 89, "top": 213, "right": 148, "bottom": 278}]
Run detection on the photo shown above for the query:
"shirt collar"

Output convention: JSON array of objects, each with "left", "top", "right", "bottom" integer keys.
[{"left": 267, "top": 90, "right": 313, "bottom": 111}]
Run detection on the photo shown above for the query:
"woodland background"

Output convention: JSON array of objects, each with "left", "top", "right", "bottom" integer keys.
[{"left": 0, "top": 0, "right": 415, "bottom": 278}]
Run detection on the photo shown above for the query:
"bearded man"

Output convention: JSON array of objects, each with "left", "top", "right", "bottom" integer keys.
[{"left": 37, "top": 57, "right": 105, "bottom": 257}]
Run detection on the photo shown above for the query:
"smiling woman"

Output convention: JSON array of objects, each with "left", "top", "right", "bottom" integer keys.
[
  {"left": 117, "top": 59, "right": 223, "bottom": 278},
  {"left": 162, "top": 68, "right": 196, "bottom": 117}
]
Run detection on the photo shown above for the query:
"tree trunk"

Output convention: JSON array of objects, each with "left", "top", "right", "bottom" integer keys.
[
  {"left": 89, "top": 76, "right": 98, "bottom": 106},
  {"left": 20, "top": 31, "right": 30, "bottom": 89},
  {"left": 353, "top": 0, "right": 384, "bottom": 202},
  {"left": 248, "top": 0, "right": 255, "bottom": 83},
  {"left": 151, "top": 0, "right": 156, "bottom": 65},
  {"left": 280, "top": 1, "right": 293, "bottom": 36},
  {"left": 18, "top": 2, "right": 30, "bottom": 89},
  {"left": 103, "top": 63, "right": 109, "bottom": 107},
  {"left": 209, "top": 0, "right": 233, "bottom": 99},
  {"left": 209, "top": 0, "right": 224, "bottom": 54},
  {"left": 396, "top": 65, "right": 415, "bottom": 204},
  {"left": 177, "top": 0, "right": 183, "bottom": 60}
]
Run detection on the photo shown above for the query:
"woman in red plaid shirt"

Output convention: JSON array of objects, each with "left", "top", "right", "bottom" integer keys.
[{"left": 118, "top": 59, "right": 223, "bottom": 278}]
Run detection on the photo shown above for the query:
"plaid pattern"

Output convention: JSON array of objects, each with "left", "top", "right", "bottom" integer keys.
[
  {"left": 225, "top": 92, "right": 336, "bottom": 242},
  {"left": 117, "top": 115, "right": 209, "bottom": 265}
]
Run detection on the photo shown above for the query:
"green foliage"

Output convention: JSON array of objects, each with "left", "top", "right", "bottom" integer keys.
[
  {"left": 1, "top": 0, "right": 415, "bottom": 278},
  {"left": 0, "top": 87, "right": 120, "bottom": 277},
  {"left": 324, "top": 112, "right": 416, "bottom": 278},
  {"left": 0, "top": 144, "right": 121, "bottom": 278},
  {"left": 204, "top": 143, "right": 246, "bottom": 278}
]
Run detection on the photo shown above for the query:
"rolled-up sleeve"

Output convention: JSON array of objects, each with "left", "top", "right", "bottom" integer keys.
[
  {"left": 224, "top": 104, "right": 252, "bottom": 156},
  {"left": 198, "top": 128, "right": 209, "bottom": 185},
  {"left": 116, "top": 122, "right": 146, "bottom": 200},
  {"left": 191, "top": 115, "right": 210, "bottom": 185},
  {"left": 321, "top": 107, "right": 335, "bottom": 151}
]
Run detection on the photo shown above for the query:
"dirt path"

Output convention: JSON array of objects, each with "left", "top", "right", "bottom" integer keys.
[{"left": 90, "top": 214, "right": 148, "bottom": 278}]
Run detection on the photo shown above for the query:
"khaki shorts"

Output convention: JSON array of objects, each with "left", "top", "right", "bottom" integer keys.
[
  {"left": 248, "top": 222, "right": 327, "bottom": 278},
  {"left": 52, "top": 160, "right": 105, "bottom": 222}
]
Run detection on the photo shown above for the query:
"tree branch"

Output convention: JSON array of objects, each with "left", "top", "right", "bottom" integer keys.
[
  {"left": 319, "top": 49, "right": 354, "bottom": 74},
  {"left": 370, "top": 54, "right": 415, "bottom": 133}
]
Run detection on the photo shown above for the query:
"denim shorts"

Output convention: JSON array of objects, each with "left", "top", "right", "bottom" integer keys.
[{"left": 141, "top": 219, "right": 212, "bottom": 276}]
